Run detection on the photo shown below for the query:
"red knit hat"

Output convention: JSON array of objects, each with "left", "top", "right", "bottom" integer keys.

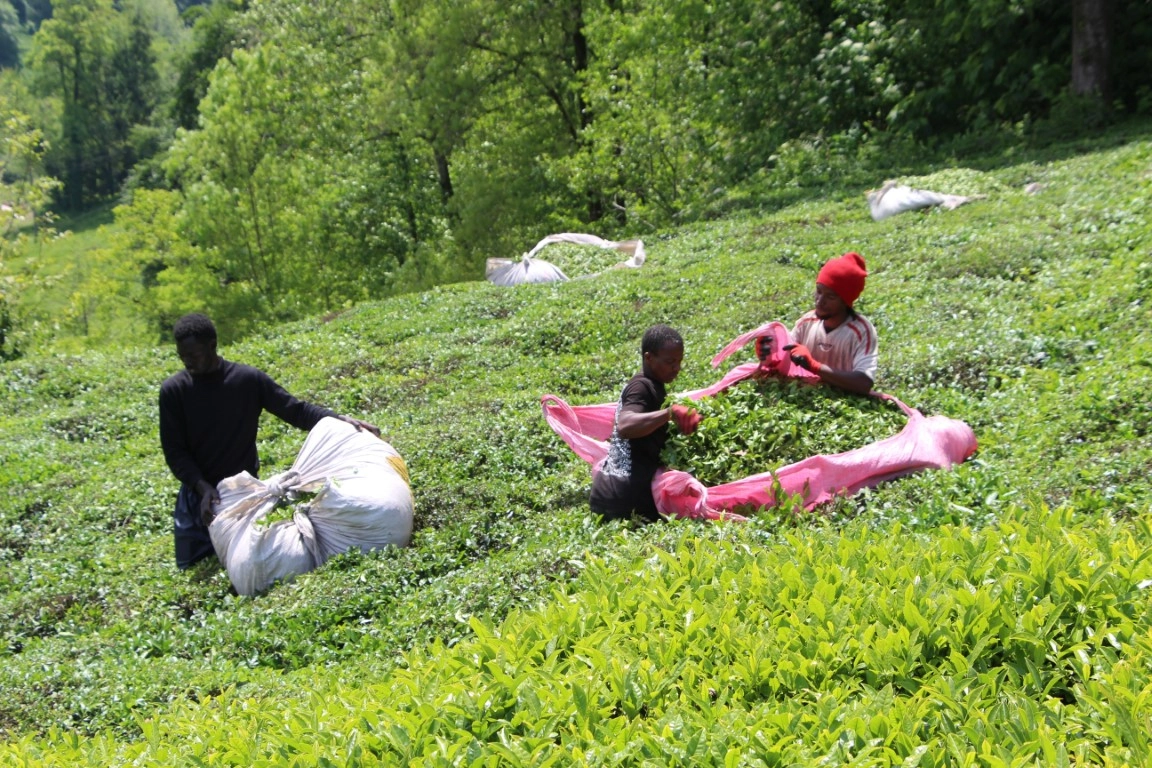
[{"left": 816, "top": 252, "right": 868, "bottom": 306}]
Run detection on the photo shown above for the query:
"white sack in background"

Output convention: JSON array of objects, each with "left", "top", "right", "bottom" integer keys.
[
  {"left": 486, "top": 232, "right": 646, "bottom": 286},
  {"left": 486, "top": 255, "right": 570, "bottom": 286},
  {"left": 867, "top": 181, "right": 983, "bottom": 221},
  {"left": 209, "top": 417, "right": 414, "bottom": 595}
]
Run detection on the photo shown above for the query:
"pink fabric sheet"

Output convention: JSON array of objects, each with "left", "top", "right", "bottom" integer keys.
[{"left": 541, "top": 322, "right": 978, "bottom": 522}]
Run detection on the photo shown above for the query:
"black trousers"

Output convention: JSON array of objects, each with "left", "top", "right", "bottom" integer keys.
[
  {"left": 173, "top": 484, "right": 217, "bottom": 569},
  {"left": 589, "top": 470, "right": 662, "bottom": 524}
]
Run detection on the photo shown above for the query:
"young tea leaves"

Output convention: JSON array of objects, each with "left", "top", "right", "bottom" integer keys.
[{"left": 663, "top": 378, "right": 907, "bottom": 486}]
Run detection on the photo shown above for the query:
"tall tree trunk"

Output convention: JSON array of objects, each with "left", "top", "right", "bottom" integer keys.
[
  {"left": 571, "top": 1, "right": 589, "bottom": 132},
  {"left": 434, "top": 151, "right": 453, "bottom": 205},
  {"left": 569, "top": 0, "right": 605, "bottom": 223},
  {"left": 396, "top": 145, "right": 420, "bottom": 251},
  {"left": 1071, "top": 0, "right": 1112, "bottom": 99}
]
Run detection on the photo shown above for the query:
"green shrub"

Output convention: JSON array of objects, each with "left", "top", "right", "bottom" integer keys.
[
  {"left": 663, "top": 378, "right": 908, "bottom": 487},
  {"left": 2, "top": 124, "right": 1152, "bottom": 761}
]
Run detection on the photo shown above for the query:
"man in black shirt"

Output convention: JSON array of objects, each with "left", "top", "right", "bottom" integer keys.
[{"left": 159, "top": 313, "right": 379, "bottom": 569}]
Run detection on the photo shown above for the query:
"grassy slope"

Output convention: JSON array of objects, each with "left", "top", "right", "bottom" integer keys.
[
  {"left": 6, "top": 204, "right": 125, "bottom": 350},
  {"left": 1, "top": 124, "right": 1150, "bottom": 763}
]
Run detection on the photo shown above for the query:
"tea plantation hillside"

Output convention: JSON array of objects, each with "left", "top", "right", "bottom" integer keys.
[{"left": 1, "top": 126, "right": 1151, "bottom": 765}]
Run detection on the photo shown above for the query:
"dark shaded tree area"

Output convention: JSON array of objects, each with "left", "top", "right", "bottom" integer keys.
[
  {"left": 876, "top": 0, "right": 1146, "bottom": 136},
  {"left": 170, "top": 0, "right": 246, "bottom": 130},
  {"left": 16, "top": 0, "right": 1152, "bottom": 217},
  {"left": 3, "top": 0, "right": 221, "bottom": 208},
  {"left": 3, "top": 0, "right": 1151, "bottom": 349},
  {"left": 23, "top": 0, "right": 168, "bottom": 208},
  {"left": 0, "top": 26, "right": 18, "bottom": 69}
]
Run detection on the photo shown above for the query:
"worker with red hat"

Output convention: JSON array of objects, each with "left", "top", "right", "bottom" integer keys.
[{"left": 776, "top": 251, "right": 878, "bottom": 395}]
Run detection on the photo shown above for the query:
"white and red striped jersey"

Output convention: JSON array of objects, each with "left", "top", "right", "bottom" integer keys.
[{"left": 791, "top": 310, "right": 878, "bottom": 382}]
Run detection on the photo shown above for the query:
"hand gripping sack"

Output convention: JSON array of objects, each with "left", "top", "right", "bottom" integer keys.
[
  {"left": 209, "top": 417, "right": 414, "bottom": 595},
  {"left": 541, "top": 322, "right": 977, "bottom": 521}
]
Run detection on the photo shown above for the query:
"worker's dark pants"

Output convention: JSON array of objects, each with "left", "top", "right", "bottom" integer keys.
[
  {"left": 174, "top": 485, "right": 216, "bottom": 569},
  {"left": 589, "top": 470, "right": 662, "bottom": 525}
]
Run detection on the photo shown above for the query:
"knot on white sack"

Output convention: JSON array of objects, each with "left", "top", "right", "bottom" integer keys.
[{"left": 264, "top": 470, "right": 301, "bottom": 500}]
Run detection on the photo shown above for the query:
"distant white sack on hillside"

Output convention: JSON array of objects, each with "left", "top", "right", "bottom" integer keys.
[
  {"left": 486, "top": 233, "right": 646, "bottom": 286},
  {"left": 867, "top": 181, "right": 986, "bottom": 221},
  {"left": 486, "top": 255, "right": 570, "bottom": 286}
]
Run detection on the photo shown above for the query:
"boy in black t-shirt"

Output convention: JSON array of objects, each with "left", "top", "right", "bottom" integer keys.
[{"left": 590, "top": 324, "right": 700, "bottom": 523}]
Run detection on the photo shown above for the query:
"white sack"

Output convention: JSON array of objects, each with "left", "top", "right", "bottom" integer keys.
[
  {"left": 209, "top": 417, "right": 414, "bottom": 595},
  {"left": 867, "top": 181, "right": 982, "bottom": 221},
  {"left": 523, "top": 233, "right": 647, "bottom": 268},
  {"left": 486, "top": 232, "right": 646, "bottom": 286},
  {"left": 486, "top": 256, "right": 570, "bottom": 286},
  {"left": 306, "top": 464, "right": 414, "bottom": 561},
  {"left": 209, "top": 473, "right": 319, "bottom": 597}
]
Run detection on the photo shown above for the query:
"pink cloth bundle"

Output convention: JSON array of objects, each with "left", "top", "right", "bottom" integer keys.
[{"left": 542, "top": 322, "right": 977, "bottom": 521}]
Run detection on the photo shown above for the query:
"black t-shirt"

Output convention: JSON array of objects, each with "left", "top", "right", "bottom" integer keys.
[
  {"left": 159, "top": 359, "right": 334, "bottom": 489},
  {"left": 589, "top": 373, "right": 668, "bottom": 522}
]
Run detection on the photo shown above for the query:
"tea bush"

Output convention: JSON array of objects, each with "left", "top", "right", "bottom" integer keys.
[
  {"left": 6, "top": 506, "right": 1149, "bottom": 765},
  {"left": 663, "top": 379, "right": 909, "bottom": 486},
  {"left": 1, "top": 122, "right": 1151, "bottom": 761}
]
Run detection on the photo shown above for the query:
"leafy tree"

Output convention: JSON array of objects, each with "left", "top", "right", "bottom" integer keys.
[
  {"left": 76, "top": 188, "right": 214, "bottom": 344},
  {"left": 28, "top": 0, "right": 119, "bottom": 207},
  {"left": 170, "top": 0, "right": 246, "bottom": 131},
  {"left": 173, "top": 0, "right": 209, "bottom": 12},
  {"left": 0, "top": 93, "right": 61, "bottom": 359},
  {"left": 24, "top": 0, "right": 51, "bottom": 29},
  {"left": 107, "top": 13, "right": 159, "bottom": 159},
  {"left": 0, "top": 2, "right": 21, "bottom": 69},
  {"left": 37, "top": 0, "right": 1152, "bottom": 347},
  {"left": 846, "top": 0, "right": 1140, "bottom": 136},
  {"left": 28, "top": 0, "right": 163, "bottom": 208},
  {"left": 574, "top": 0, "right": 823, "bottom": 221},
  {"left": 371, "top": 0, "right": 492, "bottom": 209},
  {"left": 463, "top": 0, "right": 604, "bottom": 231},
  {"left": 124, "top": 0, "right": 191, "bottom": 49},
  {"left": 163, "top": 0, "right": 449, "bottom": 328},
  {"left": 385, "top": 0, "right": 612, "bottom": 258}
]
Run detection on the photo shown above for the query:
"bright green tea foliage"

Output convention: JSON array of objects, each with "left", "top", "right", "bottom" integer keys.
[
  {"left": 662, "top": 378, "right": 907, "bottom": 486},
  {"left": 3, "top": 124, "right": 1152, "bottom": 759},
  {"left": 7, "top": 507, "right": 1150, "bottom": 766},
  {"left": 258, "top": 489, "right": 319, "bottom": 527}
]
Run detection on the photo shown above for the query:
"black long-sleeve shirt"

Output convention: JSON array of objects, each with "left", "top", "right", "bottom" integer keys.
[{"left": 159, "top": 359, "right": 335, "bottom": 489}]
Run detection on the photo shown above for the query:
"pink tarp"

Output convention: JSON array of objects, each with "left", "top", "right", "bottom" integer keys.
[{"left": 541, "top": 322, "right": 978, "bottom": 522}]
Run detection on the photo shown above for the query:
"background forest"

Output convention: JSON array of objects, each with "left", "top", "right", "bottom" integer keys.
[{"left": 0, "top": 0, "right": 1149, "bottom": 354}]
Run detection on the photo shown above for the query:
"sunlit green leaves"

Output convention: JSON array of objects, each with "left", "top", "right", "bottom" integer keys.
[
  {"left": 663, "top": 378, "right": 907, "bottom": 486},
  {"left": 8, "top": 506, "right": 1150, "bottom": 764},
  {"left": 3, "top": 128, "right": 1152, "bottom": 762}
]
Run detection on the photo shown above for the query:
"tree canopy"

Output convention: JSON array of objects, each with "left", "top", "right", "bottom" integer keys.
[{"left": 1, "top": 0, "right": 1150, "bottom": 350}]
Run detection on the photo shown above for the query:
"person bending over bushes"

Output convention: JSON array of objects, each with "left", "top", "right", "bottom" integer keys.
[
  {"left": 590, "top": 324, "right": 701, "bottom": 524},
  {"left": 758, "top": 251, "right": 878, "bottom": 395}
]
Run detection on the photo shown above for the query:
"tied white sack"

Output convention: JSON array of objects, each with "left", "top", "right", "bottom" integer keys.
[
  {"left": 866, "top": 181, "right": 983, "bottom": 221},
  {"left": 486, "top": 232, "right": 646, "bottom": 286},
  {"left": 209, "top": 417, "right": 414, "bottom": 596}
]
